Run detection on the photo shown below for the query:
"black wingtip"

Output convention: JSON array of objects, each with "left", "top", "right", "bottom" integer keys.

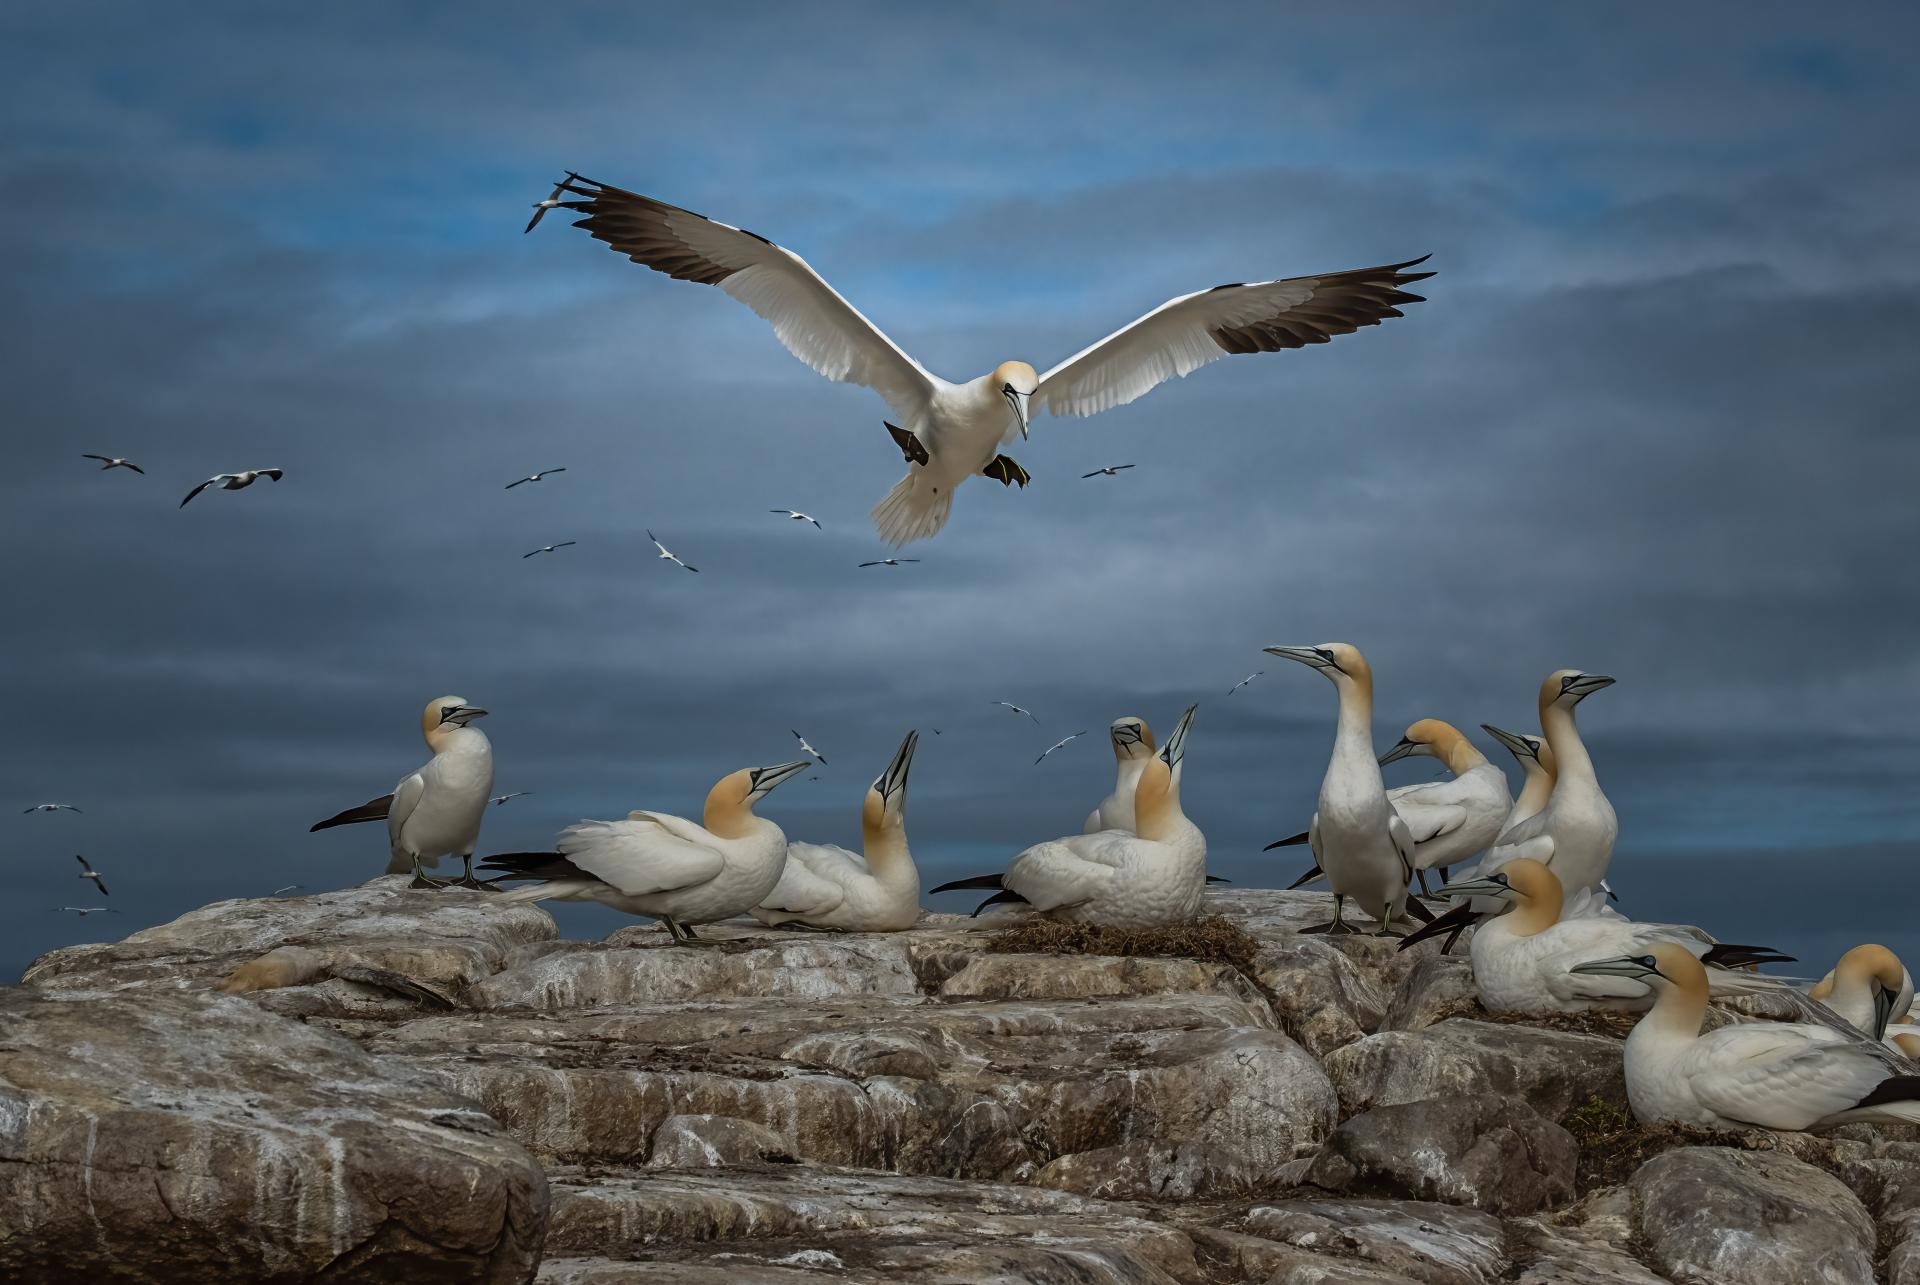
[
  {"left": 1264, "top": 830, "right": 1311, "bottom": 851},
  {"left": 1700, "top": 943, "right": 1798, "bottom": 970},
  {"left": 1396, "top": 901, "right": 1481, "bottom": 952},
  {"left": 1205, "top": 875, "right": 1232, "bottom": 884},
  {"left": 1853, "top": 1075, "right": 1920, "bottom": 1110},
  {"left": 930, "top": 873, "right": 1005, "bottom": 894},
  {"left": 1285, "top": 864, "right": 1324, "bottom": 891},
  {"left": 972, "top": 888, "right": 1029, "bottom": 917}
]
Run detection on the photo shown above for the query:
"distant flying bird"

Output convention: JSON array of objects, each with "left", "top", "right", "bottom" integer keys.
[
  {"left": 180, "top": 469, "right": 283, "bottom": 508},
  {"left": 524, "top": 171, "right": 579, "bottom": 234},
  {"left": 1226, "top": 672, "right": 1264, "bottom": 696},
  {"left": 647, "top": 530, "right": 699, "bottom": 573},
  {"left": 56, "top": 906, "right": 119, "bottom": 917},
  {"left": 82, "top": 454, "right": 144, "bottom": 474},
  {"left": 270, "top": 884, "right": 304, "bottom": 896},
  {"left": 1081, "top": 464, "right": 1136, "bottom": 479},
  {"left": 523, "top": 541, "right": 577, "bottom": 559},
  {"left": 1035, "top": 731, "right": 1090, "bottom": 765},
  {"left": 490, "top": 791, "right": 533, "bottom": 806},
  {"left": 792, "top": 730, "right": 828, "bottom": 765},
  {"left": 993, "top": 701, "right": 1041, "bottom": 728},
  {"left": 771, "top": 509, "right": 822, "bottom": 529},
  {"left": 858, "top": 558, "right": 919, "bottom": 568},
  {"left": 931, "top": 728, "right": 943, "bottom": 736},
  {"left": 73, "top": 855, "right": 109, "bottom": 896},
  {"left": 505, "top": 468, "right": 566, "bottom": 489},
  {"left": 24, "top": 802, "right": 81, "bottom": 814},
  {"left": 543, "top": 173, "right": 1431, "bottom": 545}
]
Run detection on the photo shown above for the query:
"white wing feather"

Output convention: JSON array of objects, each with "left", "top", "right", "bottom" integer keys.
[{"left": 558, "top": 815, "right": 724, "bottom": 897}]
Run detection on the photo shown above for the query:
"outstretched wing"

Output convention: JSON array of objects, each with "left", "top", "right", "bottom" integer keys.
[
  {"left": 179, "top": 478, "right": 216, "bottom": 508},
  {"left": 556, "top": 175, "right": 937, "bottom": 421},
  {"left": 1037, "top": 257, "right": 1432, "bottom": 419},
  {"left": 558, "top": 815, "right": 725, "bottom": 897}
]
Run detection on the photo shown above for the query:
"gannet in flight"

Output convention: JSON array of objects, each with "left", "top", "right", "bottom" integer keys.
[
  {"left": 522, "top": 541, "right": 577, "bottom": 558},
  {"left": 1084, "top": 716, "right": 1154, "bottom": 834},
  {"left": 505, "top": 467, "right": 566, "bottom": 489},
  {"left": 57, "top": 906, "right": 119, "bottom": 917},
  {"left": 1266, "top": 644, "right": 1416, "bottom": 935},
  {"left": 992, "top": 701, "right": 1041, "bottom": 728},
  {"left": 309, "top": 696, "right": 493, "bottom": 888},
  {"left": 542, "top": 174, "right": 1432, "bottom": 545},
  {"left": 484, "top": 758, "right": 811, "bottom": 943},
  {"left": 489, "top": 791, "right": 533, "bottom": 806},
  {"left": 23, "top": 802, "right": 81, "bottom": 814},
  {"left": 770, "top": 509, "right": 822, "bottom": 528},
  {"left": 1808, "top": 945, "right": 1916, "bottom": 1046},
  {"left": 1418, "top": 859, "right": 1791, "bottom": 1014},
  {"left": 792, "top": 730, "right": 828, "bottom": 766},
  {"left": 932, "top": 707, "right": 1203, "bottom": 928},
  {"left": 270, "top": 883, "right": 304, "bottom": 896},
  {"left": 1225, "top": 672, "right": 1263, "bottom": 696},
  {"left": 858, "top": 557, "right": 919, "bottom": 568},
  {"left": 1081, "top": 464, "right": 1136, "bottom": 479},
  {"left": 73, "top": 854, "right": 109, "bottom": 896},
  {"left": 1479, "top": 671, "right": 1617, "bottom": 895},
  {"left": 81, "top": 454, "right": 144, "bottom": 474},
  {"left": 752, "top": 732, "right": 921, "bottom": 933},
  {"left": 180, "top": 469, "right": 282, "bottom": 508},
  {"left": 1034, "top": 731, "right": 1089, "bottom": 765},
  {"left": 1575, "top": 943, "right": 1920, "bottom": 1130},
  {"left": 647, "top": 529, "right": 699, "bottom": 572},
  {"left": 523, "top": 172, "right": 579, "bottom": 234}
]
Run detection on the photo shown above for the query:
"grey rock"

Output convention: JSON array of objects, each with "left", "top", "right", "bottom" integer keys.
[
  {"left": 1323, "top": 1019, "right": 1626, "bottom": 1119},
  {"left": 1379, "top": 955, "right": 1480, "bottom": 1032},
  {"left": 1506, "top": 1220, "right": 1670, "bottom": 1283},
  {"left": 1249, "top": 937, "right": 1392, "bottom": 1056},
  {"left": 1033, "top": 1139, "right": 1266, "bottom": 1201},
  {"left": 1304, "top": 1094, "right": 1576, "bottom": 1215},
  {"left": 648, "top": 1115, "right": 800, "bottom": 1168},
  {"left": 1237, "top": 1197, "right": 1508, "bottom": 1285}
]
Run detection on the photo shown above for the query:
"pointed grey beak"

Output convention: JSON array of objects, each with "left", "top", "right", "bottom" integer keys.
[
  {"left": 1480, "top": 724, "right": 1540, "bottom": 762},
  {"left": 748, "top": 760, "right": 812, "bottom": 800},
  {"left": 1569, "top": 954, "right": 1662, "bottom": 981},
  {"left": 1438, "top": 875, "right": 1514, "bottom": 901},
  {"left": 1003, "top": 387, "right": 1031, "bottom": 440},
  {"left": 442, "top": 705, "right": 488, "bottom": 726},
  {"left": 1563, "top": 673, "right": 1617, "bottom": 700},
  {"left": 1378, "top": 737, "right": 1422, "bottom": 766},
  {"left": 1264, "top": 646, "right": 1339, "bottom": 674},
  {"left": 1157, "top": 705, "right": 1197, "bottom": 769},
  {"left": 875, "top": 731, "right": 917, "bottom": 810},
  {"left": 1876, "top": 982, "right": 1899, "bottom": 1042}
]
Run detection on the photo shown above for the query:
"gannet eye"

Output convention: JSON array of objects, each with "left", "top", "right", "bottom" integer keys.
[
  {"left": 1492, "top": 873, "right": 1510, "bottom": 887},
  {"left": 1314, "top": 648, "right": 1337, "bottom": 665},
  {"left": 441, "top": 705, "right": 460, "bottom": 722},
  {"left": 1636, "top": 955, "right": 1656, "bottom": 969}
]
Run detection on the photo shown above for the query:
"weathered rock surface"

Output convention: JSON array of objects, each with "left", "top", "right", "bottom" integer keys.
[
  {"left": 1304, "top": 1093, "right": 1577, "bottom": 1215},
  {"left": 1323, "top": 1018, "right": 1627, "bottom": 1118}
]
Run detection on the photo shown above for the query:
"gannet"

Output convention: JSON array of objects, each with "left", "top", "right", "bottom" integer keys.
[
  {"left": 1226, "top": 672, "right": 1263, "bottom": 696},
  {"left": 523, "top": 172, "right": 579, "bottom": 234},
  {"left": 270, "top": 883, "right": 304, "bottom": 896},
  {"left": 993, "top": 701, "right": 1041, "bottom": 727},
  {"left": 56, "top": 906, "right": 119, "bottom": 917},
  {"left": 1809, "top": 945, "right": 1916, "bottom": 1045},
  {"left": 1081, "top": 464, "right": 1136, "bottom": 479},
  {"left": 1482, "top": 723, "right": 1556, "bottom": 838},
  {"left": 179, "top": 468, "right": 282, "bottom": 508},
  {"left": 647, "top": 529, "right": 699, "bottom": 572},
  {"left": 23, "top": 802, "right": 81, "bottom": 814},
  {"left": 484, "top": 758, "right": 811, "bottom": 943},
  {"left": 81, "top": 454, "right": 144, "bottom": 474},
  {"left": 858, "top": 557, "right": 919, "bottom": 568},
  {"left": 543, "top": 174, "right": 1432, "bottom": 545},
  {"left": 1429, "top": 860, "right": 1792, "bottom": 1014},
  {"left": 1479, "top": 671, "right": 1618, "bottom": 896},
  {"left": 770, "top": 509, "right": 822, "bottom": 528},
  {"left": 522, "top": 541, "right": 577, "bottom": 558},
  {"left": 72, "top": 855, "right": 109, "bottom": 896},
  {"left": 1034, "top": 731, "right": 1089, "bottom": 765},
  {"left": 489, "top": 791, "right": 532, "bottom": 806},
  {"left": 1376, "top": 720, "right": 1513, "bottom": 896},
  {"left": 932, "top": 707, "right": 1202, "bottom": 928},
  {"left": 792, "top": 730, "right": 828, "bottom": 765},
  {"left": 1266, "top": 644, "right": 1414, "bottom": 935},
  {"left": 1575, "top": 944, "right": 1920, "bottom": 1130},
  {"left": 752, "top": 732, "right": 921, "bottom": 933},
  {"left": 1083, "top": 716, "right": 1155, "bottom": 834},
  {"left": 505, "top": 467, "right": 566, "bottom": 488}
]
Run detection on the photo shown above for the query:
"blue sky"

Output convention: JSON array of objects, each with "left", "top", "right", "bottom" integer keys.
[{"left": 2, "top": 3, "right": 1916, "bottom": 977}]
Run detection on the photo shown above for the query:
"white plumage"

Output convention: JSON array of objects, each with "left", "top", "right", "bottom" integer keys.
[
  {"left": 753, "top": 732, "right": 922, "bottom": 932},
  {"left": 1479, "top": 671, "right": 1617, "bottom": 896},
  {"left": 384, "top": 696, "right": 492, "bottom": 887},
  {"left": 1083, "top": 716, "right": 1155, "bottom": 834}
]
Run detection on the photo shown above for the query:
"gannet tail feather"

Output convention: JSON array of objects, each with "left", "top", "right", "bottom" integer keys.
[
  {"left": 478, "top": 851, "right": 578, "bottom": 881},
  {"left": 871, "top": 472, "right": 952, "bottom": 547},
  {"left": 972, "top": 888, "right": 1029, "bottom": 917},
  {"left": 1285, "top": 864, "right": 1325, "bottom": 890},
  {"left": 1396, "top": 901, "right": 1482, "bottom": 952},
  {"left": 1701, "top": 943, "right": 1798, "bottom": 970},
  {"left": 1264, "top": 831, "right": 1311, "bottom": 851},
  {"left": 310, "top": 793, "right": 396, "bottom": 832},
  {"left": 1205, "top": 875, "right": 1232, "bottom": 884},
  {"left": 929, "top": 873, "right": 1005, "bottom": 894},
  {"left": 1849, "top": 1077, "right": 1920, "bottom": 1121},
  {"left": 492, "top": 879, "right": 599, "bottom": 906}
]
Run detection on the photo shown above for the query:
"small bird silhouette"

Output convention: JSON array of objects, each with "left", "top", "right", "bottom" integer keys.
[
  {"left": 648, "top": 530, "right": 700, "bottom": 573},
  {"left": 792, "top": 730, "right": 828, "bottom": 765},
  {"left": 992, "top": 701, "right": 1041, "bottom": 728},
  {"left": 73, "top": 854, "right": 109, "bottom": 896},
  {"left": 1034, "top": 731, "right": 1090, "bottom": 765},
  {"left": 24, "top": 802, "right": 81, "bottom": 814},
  {"left": 1081, "top": 464, "right": 1136, "bottom": 479},
  {"left": 1226, "top": 672, "right": 1264, "bottom": 696},
  {"left": 523, "top": 541, "right": 578, "bottom": 559},
  {"left": 180, "top": 469, "right": 283, "bottom": 508},
  {"left": 506, "top": 468, "right": 566, "bottom": 489},
  {"left": 489, "top": 791, "right": 533, "bottom": 806},
  {"left": 858, "top": 558, "right": 920, "bottom": 568},
  {"left": 82, "top": 454, "right": 145, "bottom": 474},
  {"left": 770, "top": 509, "right": 822, "bottom": 529}
]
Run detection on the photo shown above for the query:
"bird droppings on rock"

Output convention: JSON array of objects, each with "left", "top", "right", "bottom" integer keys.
[{"left": 985, "top": 914, "right": 1260, "bottom": 974}]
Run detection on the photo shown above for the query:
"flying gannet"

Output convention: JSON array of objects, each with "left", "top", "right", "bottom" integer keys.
[
  {"left": 484, "top": 758, "right": 811, "bottom": 943},
  {"left": 72, "top": 854, "right": 109, "bottom": 896},
  {"left": 1081, "top": 464, "right": 1136, "bottom": 479},
  {"left": 1225, "top": 672, "right": 1263, "bottom": 697},
  {"left": 858, "top": 557, "right": 919, "bottom": 568},
  {"left": 752, "top": 732, "right": 921, "bottom": 932},
  {"left": 57, "top": 906, "right": 119, "bottom": 917},
  {"left": 1478, "top": 671, "right": 1618, "bottom": 896},
  {"left": 81, "top": 454, "right": 144, "bottom": 474},
  {"left": 505, "top": 467, "right": 566, "bottom": 489},
  {"left": 647, "top": 529, "right": 699, "bottom": 572},
  {"left": 932, "top": 707, "right": 1203, "bottom": 928},
  {"left": 1574, "top": 943, "right": 1920, "bottom": 1130},
  {"left": 523, "top": 541, "right": 577, "bottom": 558},
  {"left": 1034, "top": 731, "right": 1090, "bottom": 765},
  {"left": 1808, "top": 945, "right": 1916, "bottom": 1046},
  {"left": 792, "top": 730, "right": 828, "bottom": 766},
  {"left": 23, "top": 802, "right": 81, "bottom": 814},
  {"left": 1266, "top": 644, "right": 1415, "bottom": 935},
  {"left": 523, "top": 172, "right": 579, "bottom": 234},
  {"left": 180, "top": 469, "right": 282, "bottom": 508},
  {"left": 993, "top": 701, "right": 1041, "bottom": 728},
  {"left": 771, "top": 509, "right": 822, "bottom": 528},
  {"left": 1083, "top": 716, "right": 1155, "bottom": 834},
  {"left": 541, "top": 174, "right": 1432, "bottom": 545},
  {"left": 489, "top": 791, "right": 533, "bottom": 806}
]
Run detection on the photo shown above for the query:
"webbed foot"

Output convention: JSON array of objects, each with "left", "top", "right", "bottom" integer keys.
[
  {"left": 885, "top": 422, "right": 929, "bottom": 466},
  {"left": 982, "top": 455, "right": 1031, "bottom": 488}
]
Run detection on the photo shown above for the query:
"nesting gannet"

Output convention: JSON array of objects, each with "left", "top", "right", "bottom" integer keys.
[
  {"left": 81, "top": 454, "right": 144, "bottom": 474},
  {"left": 1575, "top": 943, "right": 1920, "bottom": 1130},
  {"left": 1266, "top": 644, "right": 1414, "bottom": 935},
  {"left": 1809, "top": 945, "right": 1916, "bottom": 1045},
  {"left": 934, "top": 707, "right": 1203, "bottom": 927},
  {"left": 752, "top": 732, "right": 921, "bottom": 932},
  {"left": 647, "top": 529, "right": 699, "bottom": 572},
  {"left": 505, "top": 467, "right": 566, "bottom": 489},
  {"left": 792, "top": 730, "right": 828, "bottom": 766},
  {"left": 523, "top": 172, "right": 579, "bottom": 234},
  {"left": 1083, "top": 716, "right": 1155, "bottom": 834},
  {"left": 23, "top": 802, "right": 81, "bottom": 814},
  {"left": 770, "top": 509, "right": 822, "bottom": 528},
  {"left": 72, "top": 855, "right": 109, "bottom": 896},
  {"left": 1427, "top": 860, "right": 1791, "bottom": 1014},
  {"left": 993, "top": 701, "right": 1041, "bottom": 728},
  {"left": 1479, "top": 671, "right": 1618, "bottom": 896},
  {"left": 1226, "top": 672, "right": 1263, "bottom": 696},
  {"left": 858, "top": 557, "right": 919, "bottom": 568},
  {"left": 543, "top": 174, "right": 1432, "bottom": 545},
  {"left": 1034, "top": 731, "right": 1090, "bottom": 765},
  {"left": 179, "top": 469, "right": 282, "bottom": 508},
  {"left": 57, "top": 906, "right": 119, "bottom": 917},
  {"left": 1081, "top": 464, "right": 1136, "bottom": 479},
  {"left": 522, "top": 541, "right": 577, "bottom": 558},
  {"left": 484, "top": 757, "right": 811, "bottom": 943}
]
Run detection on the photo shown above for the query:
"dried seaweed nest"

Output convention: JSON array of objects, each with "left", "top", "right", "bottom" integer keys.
[
  {"left": 1560, "top": 1096, "right": 1721, "bottom": 1191},
  {"left": 1477, "top": 1009, "right": 1640, "bottom": 1040},
  {"left": 986, "top": 916, "right": 1261, "bottom": 974}
]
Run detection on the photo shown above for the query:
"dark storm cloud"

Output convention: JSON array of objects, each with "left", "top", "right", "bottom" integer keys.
[{"left": 1, "top": 2, "right": 1916, "bottom": 977}]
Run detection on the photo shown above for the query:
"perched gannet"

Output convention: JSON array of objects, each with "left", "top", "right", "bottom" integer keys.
[
  {"left": 933, "top": 707, "right": 1202, "bottom": 928},
  {"left": 179, "top": 468, "right": 282, "bottom": 508},
  {"left": 544, "top": 174, "right": 1432, "bottom": 545},
  {"left": 1083, "top": 716, "right": 1155, "bottom": 834},
  {"left": 858, "top": 557, "right": 919, "bottom": 568},
  {"left": 647, "top": 530, "right": 699, "bottom": 573},
  {"left": 993, "top": 701, "right": 1041, "bottom": 727},
  {"left": 1267, "top": 644, "right": 1414, "bottom": 935},
  {"left": 522, "top": 541, "right": 577, "bottom": 559},
  {"left": 1081, "top": 464, "right": 1136, "bottom": 479},
  {"left": 1482, "top": 724, "right": 1556, "bottom": 838},
  {"left": 310, "top": 697, "right": 493, "bottom": 888},
  {"left": 1035, "top": 731, "right": 1089, "bottom": 765},
  {"left": 81, "top": 454, "right": 144, "bottom": 474},
  {"left": 1430, "top": 860, "right": 1791, "bottom": 1014},
  {"left": 1376, "top": 720, "right": 1513, "bottom": 895},
  {"left": 792, "top": 730, "right": 828, "bottom": 766},
  {"left": 752, "top": 732, "right": 921, "bottom": 933},
  {"left": 1575, "top": 944, "right": 1920, "bottom": 1130},
  {"left": 1809, "top": 945, "right": 1916, "bottom": 1045},
  {"left": 484, "top": 758, "right": 811, "bottom": 943},
  {"left": 505, "top": 467, "right": 566, "bottom": 489},
  {"left": 72, "top": 854, "right": 109, "bottom": 896},
  {"left": 23, "top": 802, "right": 81, "bottom": 814},
  {"left": 1480, "top": 671, "right": 1618, "bottom": 896},
  {"left": 770, "top": 509, "right": 822, "bottom": 528}
]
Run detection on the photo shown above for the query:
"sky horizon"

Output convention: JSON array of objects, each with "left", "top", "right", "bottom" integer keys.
[{"left": 2, "top": 3, "right": 1916, "bottom": 979}]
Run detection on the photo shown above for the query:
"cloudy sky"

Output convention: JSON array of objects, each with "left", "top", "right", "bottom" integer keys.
[{"left": 3, "top": 3, "right": 1916, "bottom": 979}]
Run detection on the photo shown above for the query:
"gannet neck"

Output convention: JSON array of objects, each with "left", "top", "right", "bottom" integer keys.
[
  {"left": 1645, "top": 944, "right": 1711, "bottom": 1037},
  {"left": 859, "top": 788, "right": 913, "bottom": 879},
  {"left": 1538, "top": 699, "right": 1597, "bottom": 787},
  {"left": 703, "top": 769, "right": 758, "bottom": 840},
  {"left": 1132, "top": 758, "right": 1182, "bottom": 842},
  {"left": 1406, "top": 719, "right": 1487, "bottom": 777},
  {"left": 1504, "top": 859, "right": 1563, "bottom": 936},
  {"left": 1513, "top": 741, "right": 1557, "bottom": 818},
  {"left": 1837, "top": 944, "right": 1905, "bottom": 995}
]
